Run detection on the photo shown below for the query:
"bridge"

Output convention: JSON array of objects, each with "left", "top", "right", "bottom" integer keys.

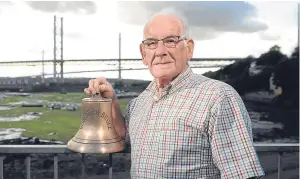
[
  {"left": 0, "top": 57, "right": 242, "bottom": 91},
  {"left": 0, "top": 58, "right": 242, "bottom": 65}
]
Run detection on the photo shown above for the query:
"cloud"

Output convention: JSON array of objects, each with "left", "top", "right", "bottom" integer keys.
[
  {"left": 259, "top": 30, "right": 281, "bottom": 41},
  {"left": 117, "top": 1, "right": 269, "bottom": 40},
  {"left": 25, "top": 1, "right": 97, "bottom": 14},
  {"left": 0, "top": 1, "right": 12, "bottom": 6},
  {"left": 64, "top": 32, "right": 83, "bottom": 39}
]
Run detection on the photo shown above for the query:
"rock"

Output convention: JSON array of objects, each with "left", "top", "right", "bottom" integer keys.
[
  {"left": 27, "top": 112, "right": 42, "bottom": 116},
  {"left": 21, "top": 102, "right": 43, "bottom": 107},
  {"left": 48, "top": 103, "right": 62, "bottom": 110},
  {"left": 0, "top": 137, "right": 62, "bottom": 145},
  {"left": 66, "top": 105, "right": 76, "bottom": 111},
  {"left": 29, "top": 137, "right": 40, "bottom": 144}
]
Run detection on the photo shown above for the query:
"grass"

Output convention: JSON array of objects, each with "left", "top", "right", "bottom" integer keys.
[
  {"left": 0, "top": 92, "right": 88, "bottom": 104},
  {"left": 0, "top": 92, "right": 131, "bottom": 143},
  {"left": 39, "top": 92, "right": 88, "bottom": 103},
  {"left": 0, "top": 96, "right": 27, "bottom": 104},
  {"left": 0, "top": 107, "right": 45, "bottom": 117}
]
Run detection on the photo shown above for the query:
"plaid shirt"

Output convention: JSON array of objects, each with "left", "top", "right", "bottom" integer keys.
[{"left": 124, "top": 66, "right": 264, "bottom": 179}]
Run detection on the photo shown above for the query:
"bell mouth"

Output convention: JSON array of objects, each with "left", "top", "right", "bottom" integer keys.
[{"left": 67, "top": 137, "right": 126, "bottom": 153}]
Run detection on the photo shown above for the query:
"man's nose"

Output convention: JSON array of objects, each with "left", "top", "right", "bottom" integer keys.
[{"left": 155, "top": 41, "right": 167, "bottom": 57}]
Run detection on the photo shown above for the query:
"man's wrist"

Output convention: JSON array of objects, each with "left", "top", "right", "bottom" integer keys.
[{"left": 112, "top": 91, "right": 118, "bottom": 101}]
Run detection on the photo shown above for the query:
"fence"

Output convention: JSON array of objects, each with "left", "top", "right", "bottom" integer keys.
[{"left": 0, "top": 143, "right": 299, "bottom": 179}]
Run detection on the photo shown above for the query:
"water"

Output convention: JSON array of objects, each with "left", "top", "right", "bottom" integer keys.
[
  {"left": 0, "top": 128, "right": 25, "bottom": 141},
  {"left": 0, "top": 113, "right": 41, "bottom": 122}
]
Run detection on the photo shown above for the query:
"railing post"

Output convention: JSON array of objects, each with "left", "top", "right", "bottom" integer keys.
[
  {"left": 0, "top": 156, "right": 4, "bottom": 179},
  {"left": 277, "top": 151, "right": 283, "bottom": 179},
  {"left": 109, "top": 153, "right": 112, "bottom": 179},
  {"left": 54, "top": 154, "right": 58, "bottom": 179},
  {"left": 81, "top": 154, "right": 85, "bottom": 179},
  {"left": 25, "top": 155, "right": 31, "bottom": 179}
]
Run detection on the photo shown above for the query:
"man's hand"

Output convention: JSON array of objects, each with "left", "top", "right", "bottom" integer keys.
[
  {"left": 84, "top": 77, "right": 115, "bottom": 99},
  {"left": 84, "top": 77, "right": 126, "bottom": 138}
]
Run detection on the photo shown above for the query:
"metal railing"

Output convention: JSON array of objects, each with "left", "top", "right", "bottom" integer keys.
[{"left": 0, "top": 143, "right": 299, "bottom": 179}]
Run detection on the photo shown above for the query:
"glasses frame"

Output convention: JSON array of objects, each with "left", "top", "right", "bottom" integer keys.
[{"left": 142, "top": 35, "right": 187, "bottom": 49}]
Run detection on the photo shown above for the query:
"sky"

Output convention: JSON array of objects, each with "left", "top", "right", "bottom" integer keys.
[{"left": 0, "top": 1, "right": 298, "bottom": 62}]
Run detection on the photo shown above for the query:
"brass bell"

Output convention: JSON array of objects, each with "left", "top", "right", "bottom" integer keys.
[{"left": 67, "top": 95, "right": 126, "bottom": 153}]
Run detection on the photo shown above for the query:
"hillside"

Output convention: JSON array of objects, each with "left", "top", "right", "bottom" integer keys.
[{"left": 203, "top": 45, "right": 299, "bottom": 110}]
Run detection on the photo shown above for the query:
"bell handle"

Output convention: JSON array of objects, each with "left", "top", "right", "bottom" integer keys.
[{"left": 92, "top": 93, "right": 103, "bottom": 99}]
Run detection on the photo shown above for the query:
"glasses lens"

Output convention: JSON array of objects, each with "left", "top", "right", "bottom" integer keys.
[
  {"left": 143, "top": 40, "right": 157, "bottom": 49},
  {"left": 163, "top": 37, "right": 179, "bottom": 48}
]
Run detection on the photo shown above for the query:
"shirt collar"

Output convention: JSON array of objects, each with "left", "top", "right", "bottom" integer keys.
[{"left": 146, "top": 66, "right": 193, "bottom": 99}]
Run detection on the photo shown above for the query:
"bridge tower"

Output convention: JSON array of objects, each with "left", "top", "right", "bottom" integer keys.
[
  {"left": 53, "top": 15, "right": 64, "bottom": 84},
  {"left": 118, "top": 33, "right": 121, "bottom": 80}
]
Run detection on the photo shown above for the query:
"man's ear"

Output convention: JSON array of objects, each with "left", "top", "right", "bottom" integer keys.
[
  {"left": 140, "top": 44, "right": 148, "bottom": 65},
  {"left": 186, "top": 39, "right": 194, "bottom": 61}
]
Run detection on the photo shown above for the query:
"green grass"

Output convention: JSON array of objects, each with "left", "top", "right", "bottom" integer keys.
[
  {"left": 0, "top": 96, "right": 27, "bottom": 104},
  {"left": 0, "top": 107, "right": 45, "bottom": 117},
  {"left": 0, "top": 93, "right": 131, "bottom": 143},
  {"left": 39, "top": 92, "right": 88, "bottom": 103},
  {"left": 0, "top": 92, "right": 88, "bottom": 104}
]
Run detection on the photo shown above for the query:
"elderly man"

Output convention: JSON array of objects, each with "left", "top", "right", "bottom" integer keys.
[{"left": 85, "top": 10, "right": 264, "bottom": 179}]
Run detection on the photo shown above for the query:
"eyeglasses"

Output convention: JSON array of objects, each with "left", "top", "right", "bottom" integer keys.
[{"left": 142, "top": 36, "right": 187, "bottom": 49}]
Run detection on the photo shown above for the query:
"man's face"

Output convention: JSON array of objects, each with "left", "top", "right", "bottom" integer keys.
[{"left": 140, "top": 15, "right": 194, "bottom": 80}]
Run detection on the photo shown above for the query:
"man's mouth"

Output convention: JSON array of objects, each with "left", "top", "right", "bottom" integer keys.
[{"left": 153, "top": 62, "right": 172, "bottom": 65}]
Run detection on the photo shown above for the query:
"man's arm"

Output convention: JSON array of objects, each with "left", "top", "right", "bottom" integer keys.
[{"left": 209, "top": 86, "right": 265, "bottom": 179}]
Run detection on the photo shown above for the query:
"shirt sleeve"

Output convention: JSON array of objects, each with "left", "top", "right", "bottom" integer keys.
[{"left": 209, "top": 87, "right": 265, "bottom": 179}]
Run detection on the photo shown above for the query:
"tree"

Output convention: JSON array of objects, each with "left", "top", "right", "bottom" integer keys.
[
  {"left": 256, "top": 45, "right": 288, "bottom": 66},
  {"left": 290, "top": 46, "right": 299, "bottom": 61},
  {"left": 272, "top": 46, "right": 299, "bottom": 109}
]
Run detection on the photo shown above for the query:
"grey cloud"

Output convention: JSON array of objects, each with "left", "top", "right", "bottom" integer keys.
[
  {"left": 25, "top": 1, "right": 96, "bottom": 14},
  {"left": 117, "top": 1, "right": 269, "bottom": 40},
  {"left": 189, "top": 27, "right": 221, "bottom": 41},
  {"left": 259, "top": 31, "right": 281, "bottom": 41}
]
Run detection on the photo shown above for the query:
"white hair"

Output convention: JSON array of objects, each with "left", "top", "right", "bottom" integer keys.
[{"left": 143, "top": 7, "right": 190, "bottom": 39}]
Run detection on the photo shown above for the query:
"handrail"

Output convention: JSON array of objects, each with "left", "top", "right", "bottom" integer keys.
[
  {"left": 0, "top": 143, "right": 299, "bottom": 179},
  {"left": 0, "top": 143, "right": 298, "bottom": 153}
]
